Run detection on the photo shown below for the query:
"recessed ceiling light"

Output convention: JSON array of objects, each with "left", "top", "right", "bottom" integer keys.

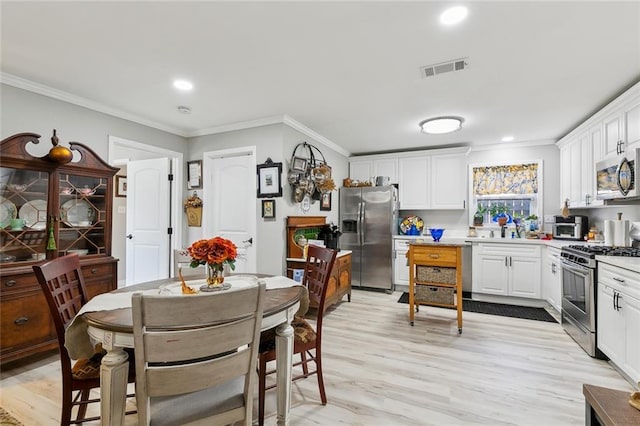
[
  {"left": 501, "top": 136, "right": 515, "bottom": 142},
  {"left": 177, "top": 105, "right": 192, "bottom": 114},
  {"left": 440, "top": 6, "right": 468, "bottom": 26},
  {"left": 173, "top": 79, "right": 193, "bottom": 91},
  {"left": 419, "top": 116, "right": 464, "bottom": 134}
]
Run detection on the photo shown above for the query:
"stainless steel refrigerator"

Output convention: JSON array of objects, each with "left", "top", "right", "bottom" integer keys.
[{"left": 339, "top": 186, "right": 397, "bottom": 292}]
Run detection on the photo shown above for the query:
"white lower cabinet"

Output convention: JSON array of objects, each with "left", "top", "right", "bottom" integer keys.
[
  {"left": 472, "top": 243, "right": 541, "bottom": 299},
  {"left": 597, "top": 261, "right": 640, "bottom": 384},
  {"left": 393, "top": 238, "right": 411, "bottom": 286},
  {"left": 542, "top": 246, "right": 562, "bottom": 312}
]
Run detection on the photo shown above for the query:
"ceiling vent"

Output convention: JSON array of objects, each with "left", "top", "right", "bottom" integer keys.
[{"left": 421, "top": 57, "right": 469, "bottom": 78}]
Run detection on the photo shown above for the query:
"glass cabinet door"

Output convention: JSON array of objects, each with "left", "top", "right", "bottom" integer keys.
[
  {"left": 58, "top": 173, "right": 109, "bottom": 257},
  {"left": 0, "top": 167, "right": 49, "bottom": 263}
]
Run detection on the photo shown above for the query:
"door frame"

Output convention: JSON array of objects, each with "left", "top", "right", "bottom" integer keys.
[
  {"left": 203, "top": 146, "right": 257, "bottom": 272},
  {"left": 108, "top": 135, "right": 183, "bottom": 286}
]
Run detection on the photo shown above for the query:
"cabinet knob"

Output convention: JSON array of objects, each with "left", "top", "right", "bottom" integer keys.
[
  {"left": 429, "top": 254, "right": 439, "bottom": 259},
  {"left": 91, "top": 268, "right": 98, "bottom": 274},
  {"left": 14, "top": 316, "right": 29, "bottom": 325},
  {"left": 4, "top": 280, "right": 16, "bottom": 287}
]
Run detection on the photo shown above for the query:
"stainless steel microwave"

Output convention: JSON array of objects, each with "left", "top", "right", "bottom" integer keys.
[{"left": 596, "top": 148, "right": 639, "bottom": 200}]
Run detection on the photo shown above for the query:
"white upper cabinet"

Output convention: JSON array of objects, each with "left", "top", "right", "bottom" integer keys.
[
  {"left": 350, "top": 148, "right": 467, "bottom": 210},
  {"left": 557, "top": 81, "right": 640, "bottom": 207},
  {"left": 349, "top": 155, "right": 398, "bottom": 184},
  {"left": 348, "top": 160, "right": 373, "bottom": 183},
  {"left": 398, "top": 155, "right": 431, "bottom": 209},
  {"left": 430, "top": 152, "right": 466, "bottom": 209}
]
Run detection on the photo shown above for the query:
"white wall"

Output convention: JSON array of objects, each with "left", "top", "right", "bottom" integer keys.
[{"left": 187, "top": 124, "right": 349, "bottom": 275}]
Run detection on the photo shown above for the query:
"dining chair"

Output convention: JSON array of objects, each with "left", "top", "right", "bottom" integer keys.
[
  {"left": 132, "top": 281, "right": 266, "bottom": 426},
  {"left": 33, "top": 254, "right": 136, "bottom": 425},
  {"left": 258, "top": 245, "right": 337, "bottom": 426}
]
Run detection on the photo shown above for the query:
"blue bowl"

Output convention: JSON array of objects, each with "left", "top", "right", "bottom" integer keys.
[{"left": 430, "top": 228, "right": 445, "bottom": 242}]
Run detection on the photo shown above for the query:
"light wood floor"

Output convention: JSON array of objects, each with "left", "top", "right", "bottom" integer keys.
[{"left": 1, "top": 289, "right": 634, "bottom": 425}]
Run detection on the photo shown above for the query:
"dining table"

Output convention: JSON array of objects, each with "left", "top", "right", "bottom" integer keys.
[{"left": 66, "top": 274, "right": 306, "bottom": 426}]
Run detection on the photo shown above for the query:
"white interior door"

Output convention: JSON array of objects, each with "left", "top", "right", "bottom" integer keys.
[
  {"left": 126, "top": 158, "right": 171, "bottom": 284},
  {"left": 203, "top": 149, "right": 256, "bottom": 273}
]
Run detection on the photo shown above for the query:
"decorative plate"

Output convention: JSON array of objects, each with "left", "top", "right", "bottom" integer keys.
[
  {"left": 18, "top": 199, "right": 47, "bottom": 230},
  {"left": 0, "top": 197, "right": 18, "bottom": 229},
  {"left": 400, "top": 215, "right": 424, "bottom": 235},
  {"left": 60, "top": 199, "right": 93, "bottom": 227}
]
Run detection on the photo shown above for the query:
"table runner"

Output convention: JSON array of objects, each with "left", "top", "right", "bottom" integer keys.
[{"left": 65, "top": 276, "right": 305, "bottom": 359}]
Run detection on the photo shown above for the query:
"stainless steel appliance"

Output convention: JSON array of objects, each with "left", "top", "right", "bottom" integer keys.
[
  {"left": 552, "top": 215, "right": 588, "bottom": 240},
  {"left": 595, "top": 147, "right": 639, "bottom": 200},
  {"left": 560, "top": 244, "right": 640, "bottom": 358},
  {"left": 340, "top": 186, "right": 397, "bottom": 291}
]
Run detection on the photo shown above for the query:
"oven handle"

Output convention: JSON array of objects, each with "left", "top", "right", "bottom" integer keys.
[{"left": 561, "top": 259, "right": 591, "bottom": 275}]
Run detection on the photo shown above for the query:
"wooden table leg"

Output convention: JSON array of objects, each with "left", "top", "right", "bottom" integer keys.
[
  {"left": 100, "top": 332, "right": 129, "bottom": 426},
  {"left": 275, "top": 320, "right": 294, "bottom": 426}
]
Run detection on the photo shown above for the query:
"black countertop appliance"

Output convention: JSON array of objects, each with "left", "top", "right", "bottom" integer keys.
[{"left": 318, "top": 224, "right": 342, "bottom": 250}]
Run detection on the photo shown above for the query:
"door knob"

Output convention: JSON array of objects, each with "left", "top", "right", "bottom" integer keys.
[
  {"left": 242, "top": 237, "right": 253, "bottom": 245},
  {"left": 126, "top": 234, "right": 133, "bottom": 239}
]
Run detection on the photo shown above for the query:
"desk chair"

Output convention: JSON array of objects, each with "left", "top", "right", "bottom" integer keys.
[
  {"left": 258, "top": 245, "right": 337, "bottom": 426},
  {"left": 33, "top": 254, "right": 136, "bottom": 425},
  {"left": 132, "top": 281, "right": 266, "bottom": 426}
]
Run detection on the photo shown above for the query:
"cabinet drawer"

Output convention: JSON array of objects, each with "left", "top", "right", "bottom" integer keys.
[
  {"left": 599, "top": 263, "right": 640, "bottom": 300},
  {"left": 337, "top": 255, "right": 351, "bottom": 269},
  {"left": 81, "top": 263, "right": 114, "bottom": 282},
  {"left": 477, "top": 243, "right": 540, "bottom": 257},
  {"left": 1, "top": 292, "right": 54, "bottom": 352},
  {"left": 411, "top": 248, "right": 457, "bottom": 266},
  {"left": 394, "top": 239, "right": 412, "bottom": 250},
  {"left": 1, "top": 273, "right": 38, "bottom": 292}
]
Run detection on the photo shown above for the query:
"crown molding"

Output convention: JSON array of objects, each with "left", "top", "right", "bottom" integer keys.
[
  {"left": 282, "top": 114, "right": 350, "bottom": 157},
  {"left": 470, "top": 138, "right": 557, "bottom": 152},
  {"left": 1, "top": 72, "right": 189, "bottom": 137},
  {"left": 2, "top": 72, "right": 349, "bottom": 156}
]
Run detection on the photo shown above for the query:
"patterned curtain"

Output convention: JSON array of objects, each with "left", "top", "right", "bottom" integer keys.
[{"left": 473, "top": 163, "right": 538, "bottom": 195}]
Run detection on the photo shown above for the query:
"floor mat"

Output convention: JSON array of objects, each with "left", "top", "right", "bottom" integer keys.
[{"left": 397, "top": 292, "right": 557, "bottom": 323}]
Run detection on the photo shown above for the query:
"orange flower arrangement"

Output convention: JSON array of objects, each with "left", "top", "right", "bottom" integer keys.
[{"left": 186, "top": 237, "right": 237, "bottom": 272}]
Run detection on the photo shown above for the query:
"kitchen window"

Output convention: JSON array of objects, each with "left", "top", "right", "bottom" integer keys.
[{"left": 468, "top": 161, "right": 543, "bottom": 227}]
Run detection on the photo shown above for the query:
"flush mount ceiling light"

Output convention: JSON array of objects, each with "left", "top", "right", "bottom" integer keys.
[
  {"left": 501, "top": 135, "right": 515, "bottom": 142},
  {"left": 177, "top": 105, "right": 192, "bottom": 114},
  {"left": 173, "top": 79, "right": 193, "bottom": 91},
  {"left": 419, "top": 116, "right": 464, "bottom": 134},
  {"left": 440, "top": 6, "right": 468, "bottom": 25}
]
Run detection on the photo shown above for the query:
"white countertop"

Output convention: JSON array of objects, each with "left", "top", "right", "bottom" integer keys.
[
  {"left": 393, "top": 234, "right": 586, "bottom": 248},
  {"left": 286, "top": 249, "right": 352, "bottom": 262},
  {"left": 596, "top": 255, "right": 640, "bottom": 274}
]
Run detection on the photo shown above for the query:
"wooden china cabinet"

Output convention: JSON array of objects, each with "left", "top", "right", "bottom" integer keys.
[{"left": 0, "top": 132, "right": 119, "bottom": 365}]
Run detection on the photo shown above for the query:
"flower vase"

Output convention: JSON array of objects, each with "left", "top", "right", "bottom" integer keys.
[{"left": 206, "top": 264, "right": 225, "bottom": 286}]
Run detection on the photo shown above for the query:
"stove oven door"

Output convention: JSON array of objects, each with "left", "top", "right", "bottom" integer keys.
[{"left": 561, "top": 259, "right": 595, "bottom": 331}]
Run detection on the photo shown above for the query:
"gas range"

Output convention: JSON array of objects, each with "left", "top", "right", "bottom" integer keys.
[{"left": 560, "top": 244, "right": 640, "bottom": 268}]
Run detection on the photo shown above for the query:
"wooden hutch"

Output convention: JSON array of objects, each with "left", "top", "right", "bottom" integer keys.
[
  {"left": 0, "top": 132, "right": 119, "bottom": 364},
  {"left": 286, "top": 216, "right": 351, "bottom": 310}
]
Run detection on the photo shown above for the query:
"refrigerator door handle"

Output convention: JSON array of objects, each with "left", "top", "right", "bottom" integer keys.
[
  {"left": 360, "top": 201, "right": 366, "bottom": 244},
  {"left": 356, "top": 202, "right": 363, "bottom": 244}
]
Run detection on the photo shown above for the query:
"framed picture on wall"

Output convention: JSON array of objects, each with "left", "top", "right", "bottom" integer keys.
[
  {"left": 261, "top": 199, "right": 276, "bottom": 219},
  {"left": 187, "top": 160, "right": 202, "bottom": 189},
  {"left": 257, "top": 160, "right": 283, "bottom": 198},
  {"left": 320, "top": 192, "right": 331, "bottom": 211},
  {"left": 115, "top": 175, "right": 127, "bottom": 197}
]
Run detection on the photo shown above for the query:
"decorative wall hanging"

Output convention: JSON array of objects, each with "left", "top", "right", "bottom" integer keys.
[
  {"left": 261, "top": 199, "right": 276, "bottom": 219},
  {"left": 320, "top": 192, "right": 332, "bottom": 211},
  {"left": 287, "top": 141, "right": 336, "bottom": 204},
  {"left": 257, "top": 158, "right": 283, "bottom": 198},
  {"left": 187, "top": 160, "right": 202, "bottom": 189},
  {"left": 184, "top": 191, "right": 203, "bottom": 227},
  {"left": 115, "top": 175, "right": 127, "bottom": 197}
]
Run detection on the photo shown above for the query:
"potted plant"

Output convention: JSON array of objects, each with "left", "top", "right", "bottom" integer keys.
[
  {"left": 490, "top": 203, "right": 510, "bottom": 226},
  {"left": 524, "top": 214, "right": 539, "bottom": 231},
  {"left": 473, "top": 203, "right": 487, "bottom": 226}
]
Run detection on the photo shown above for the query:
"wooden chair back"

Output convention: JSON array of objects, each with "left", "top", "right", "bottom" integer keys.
[
  {"left": 304, "top": 245, "right": 338, "bottom": 320},
  {"left": 33, "top": 254, "right": 89, "bottom": 364},
  {"left": 132, "top": 282, "right": 266, "bottom": 426}
]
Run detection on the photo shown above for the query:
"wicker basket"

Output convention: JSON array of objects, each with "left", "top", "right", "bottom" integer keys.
[
  {"left": 416, "top": 266, "right": 456, "bottom": 284},
  {"left": 415, "top": 285, "right": 455, "bottom": 305}
]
